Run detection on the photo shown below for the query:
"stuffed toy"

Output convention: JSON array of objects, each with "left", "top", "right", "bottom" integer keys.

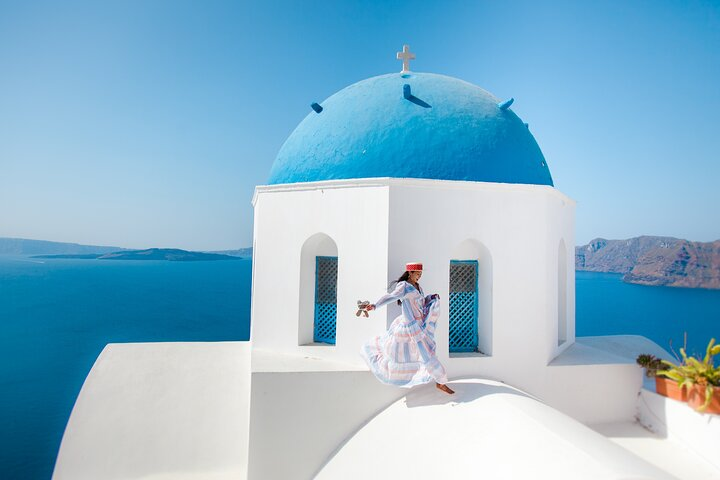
[{"left": 356, "top": 300, "right": 371, "bottom": 317}]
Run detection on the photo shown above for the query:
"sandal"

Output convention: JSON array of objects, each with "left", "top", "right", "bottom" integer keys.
[{"left": 436, "top": 383, "right": 455, "bottom": 395}]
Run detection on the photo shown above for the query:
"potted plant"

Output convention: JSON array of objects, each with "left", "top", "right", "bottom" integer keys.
[
  {"left": 638, "top": 353, "right": 688, "bottom": 402},
  {"left": 636, "top": 354, "right": 663, "bottom": 377},
  {"left": 657, "top": 338, "right": 720, "bottom": 413}
]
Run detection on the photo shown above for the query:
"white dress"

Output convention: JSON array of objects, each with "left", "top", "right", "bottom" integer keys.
[{"left": 361, "top": 281, "right": 449, "bottom": 387}]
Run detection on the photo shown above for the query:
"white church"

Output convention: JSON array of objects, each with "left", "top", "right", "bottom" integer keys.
[{"left": 52, "top": 47, "right": 719, "bottom": 480}]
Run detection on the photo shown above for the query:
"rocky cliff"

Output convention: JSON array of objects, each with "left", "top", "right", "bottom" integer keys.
[{"left": 576, "top": 236, "right": 720, "bottom": 289}]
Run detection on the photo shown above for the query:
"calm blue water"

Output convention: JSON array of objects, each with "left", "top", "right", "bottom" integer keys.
[
  {"left": 0, "top": 255, "right": 250, "bottom": 480},
  {"left": 0, "top": 258, "right": 718, "bottom": 479},
  {"left": 576, "top": 271, "right": 720, "bottom": 358}
]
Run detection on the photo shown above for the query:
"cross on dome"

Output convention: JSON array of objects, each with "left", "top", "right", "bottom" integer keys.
[{"left": 396, "top": 45, "right": 415, "bottom": 73}]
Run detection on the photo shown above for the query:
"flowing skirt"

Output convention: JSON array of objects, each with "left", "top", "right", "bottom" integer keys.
[{"left": 361, "top": 298, "right": 448, "bottom": 387}]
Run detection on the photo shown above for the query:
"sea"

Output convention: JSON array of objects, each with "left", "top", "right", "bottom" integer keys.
[{"left": 1, "top": 255, "right": 718, "bottom": 479}]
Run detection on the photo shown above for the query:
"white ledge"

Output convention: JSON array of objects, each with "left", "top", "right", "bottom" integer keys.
[
  {"left": 252, "top": 177, "right": 574, "bottom": 206},
  {"left": 550, "top": 335, "right": 672, "bottom": 367},
  {"left": 251, "top": 348, "right": 367, "bottom": 373}
]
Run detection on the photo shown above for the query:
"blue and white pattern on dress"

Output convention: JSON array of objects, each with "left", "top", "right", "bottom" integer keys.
[{"left": 362, "top": 281, "right": 448, "bottom": 387}]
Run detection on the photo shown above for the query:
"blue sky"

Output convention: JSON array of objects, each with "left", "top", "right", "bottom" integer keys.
[{"left": 1, "top": 0, "right": 718, "bottom": 250}]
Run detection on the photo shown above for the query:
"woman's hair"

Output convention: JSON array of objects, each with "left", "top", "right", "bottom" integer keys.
[{"left": 389, "top": 271, "right": 418, "bottom": 305}]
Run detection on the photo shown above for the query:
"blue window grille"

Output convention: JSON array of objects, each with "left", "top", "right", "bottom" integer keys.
[
  {"left": 313, "top": 256, "right": 338, "bottom": 344},
  {"left": 449, "top": 260, "right": 478, "bottom": 352}
]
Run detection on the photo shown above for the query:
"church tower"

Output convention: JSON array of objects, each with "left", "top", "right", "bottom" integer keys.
[{"left": 251, "top": 46, "right": 576, "bottom": 380}]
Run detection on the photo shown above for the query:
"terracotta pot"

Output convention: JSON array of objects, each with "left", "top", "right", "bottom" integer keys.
[
  {"left": 687, "top": 384, "right": 720, "bottom": 414},
  {"left": 655, "top": 376, "right": 688, "bottom": 402}
]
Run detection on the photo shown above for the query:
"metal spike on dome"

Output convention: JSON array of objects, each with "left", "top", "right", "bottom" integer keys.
[
  {"left": 524, "top": 123, "right": 529, "bottom": 128},
  {"left": 403, "top": 84, "right": 411, "bottom": 100},
  {"left": 498, "top": 98, "right": 514, "bottom": 110},
  {"left": 311, "top": 102, "right": 323, "bottom": 113}
]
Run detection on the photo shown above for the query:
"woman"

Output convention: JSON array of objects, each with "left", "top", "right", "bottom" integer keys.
[{"left": 362, "top": 262, "right": 454, "bottom": 394}]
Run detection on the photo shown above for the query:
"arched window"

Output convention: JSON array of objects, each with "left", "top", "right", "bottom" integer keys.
[
  {"left": 558, "top": 239, "right": 568, "bottom": 346},
  {"left": 449, "top": 239, "right": 493, "bottom": 356},
  {"left": 299, "top": 233, "right": 338, "bottom": 346}
]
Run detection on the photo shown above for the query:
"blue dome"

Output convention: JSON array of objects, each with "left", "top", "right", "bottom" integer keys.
[{"left": 268, "top": 72, "right": 553, "bottom": 186}]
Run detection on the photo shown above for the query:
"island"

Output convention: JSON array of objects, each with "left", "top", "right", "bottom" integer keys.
[
  {"left": 576, "top": 236, "right": 720, "bottom": 290},
  {"left": 32, "top": 248, "right": 242, "bottom": 262},
  {"left": 0, "top": 237, "right": 123, "bottom": 255},
  {"left": 207, "top": 247, "right": 253, "bottom": 258}
]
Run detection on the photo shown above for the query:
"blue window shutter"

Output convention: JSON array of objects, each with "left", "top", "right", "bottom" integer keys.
[
  {"left": 313, "top": 256, "right": 338, "bottom": 344},
  {"left": 449, "top": 260, "right": 479, "bottom": 352}
]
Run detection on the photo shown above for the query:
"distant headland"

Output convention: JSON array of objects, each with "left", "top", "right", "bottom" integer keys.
[
  {"left": 0, "top": 237, "right": 124, "bottom": 255},
  {"left": 576, "top": 236, "right": 720, "bottom": 290},
  {"left": 32, "top": 248, "right": 242, "bottom": 262},
  {"left": 4, "top": 237, "right": 719, "bottom": 285},
  {"left": 0, "top": 238, "right": 251, "bottom": 261}
]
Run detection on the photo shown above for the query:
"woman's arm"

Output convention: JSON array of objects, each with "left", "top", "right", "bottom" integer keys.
[{"left": 368, "top": 282, "right": 407, "bottom": 310}]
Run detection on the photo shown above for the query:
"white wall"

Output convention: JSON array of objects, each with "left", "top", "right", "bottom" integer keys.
[
  {"left": 252, "top": 178, "right": 575, "bottom": 376},
  {"left": 247, "top": 370, "right": 404, "bottom": 480},
  {"left": 53, "top": 342, "right": 251, "bottom": 480},
  {"left": 252, "top": 179, "right": 663, "bottom": 427},
  {"left": 252, "top": 182, "right": 391, "bottom": 365},
  {"left": 385, "top": 179, "right": 576, "bottom": 385},
  {"left": 546, "top": 191, "right": 577, "bottom": 359},
  {"left": 252, "top": 179, "right": 583, "bottom": 392},
  {"left": 638, "top": 388, "right": 720, "bottom": 471}
]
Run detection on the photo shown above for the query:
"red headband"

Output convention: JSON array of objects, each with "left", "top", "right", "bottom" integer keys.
[{"left": 405, "top": 262, "right": 423, "bottom": 272}]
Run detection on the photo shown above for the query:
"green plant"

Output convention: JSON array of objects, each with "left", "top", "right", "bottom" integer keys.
[
  {"left": 658, "top": 338, "right": 720, "bottom": 411},
  {"left": 636, "top": 354, "right": 663, "bottom": 377}
]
